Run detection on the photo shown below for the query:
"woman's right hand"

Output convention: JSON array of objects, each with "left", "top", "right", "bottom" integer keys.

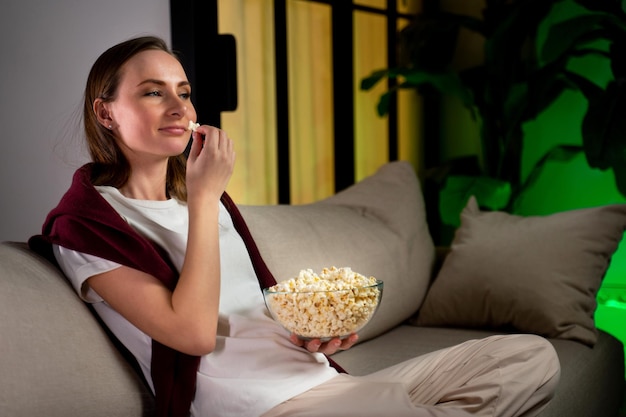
[
  {"left": 185, "top": 124, "right": 235, "bottom": 204},
  {"left": 169, "top": 124, "right": 235, "bottom": 354}
]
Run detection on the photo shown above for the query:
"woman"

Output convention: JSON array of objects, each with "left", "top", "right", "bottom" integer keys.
[{"left": 30, "top": 36, "right": 559, "bottom": 417}]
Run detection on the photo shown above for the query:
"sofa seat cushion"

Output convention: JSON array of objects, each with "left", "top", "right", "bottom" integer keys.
[
  {"left": 239, "top": 161, "right": 435, "bottom": 342},
  {"left": 332, "top": 325, "right": 625, "bottom": 417},
  {"left": 0, "top": 242, "right": 154, "bottom": 417}
]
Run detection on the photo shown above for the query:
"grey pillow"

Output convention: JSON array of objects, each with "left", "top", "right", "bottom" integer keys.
[
  {"left": 415, "top": 196, "right": 626, "bottom": 346},
  {"left": 240, "top": 161, "right": 435, "bottom": 342}
]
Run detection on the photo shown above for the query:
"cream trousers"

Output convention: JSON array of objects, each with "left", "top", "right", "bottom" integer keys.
[{"left": 262, "top": 334, "right": 560, "bottom": 417}]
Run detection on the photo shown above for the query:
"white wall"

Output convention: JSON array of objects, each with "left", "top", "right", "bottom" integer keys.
[{"left": 0, "top": 0, "right": 171, "bottom": 241}]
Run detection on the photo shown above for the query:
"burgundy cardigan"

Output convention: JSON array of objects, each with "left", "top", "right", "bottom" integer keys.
[{"left": 29, "top": 163, "right": 344, "bottom": 417}]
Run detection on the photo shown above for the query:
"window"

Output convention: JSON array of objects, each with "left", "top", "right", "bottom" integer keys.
[{"left": 171, "top": 0, "right": 422, "bottom": 204}]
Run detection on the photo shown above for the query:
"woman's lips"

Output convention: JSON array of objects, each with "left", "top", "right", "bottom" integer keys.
[{"left": 159, "top": 126, "right": 188, "bottom": 135}]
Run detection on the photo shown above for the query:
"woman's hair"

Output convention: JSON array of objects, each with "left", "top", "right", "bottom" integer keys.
[{"left": 84, "top": 36, "right": 188, "bottom": 201}]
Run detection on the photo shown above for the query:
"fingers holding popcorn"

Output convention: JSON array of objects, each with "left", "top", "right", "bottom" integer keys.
[{"left": 186, "top": 124, "right": 235, "bottom": 202}]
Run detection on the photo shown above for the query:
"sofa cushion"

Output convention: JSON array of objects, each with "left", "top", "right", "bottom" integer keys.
[
  {"left": 332, "top": 326, "right": 625, "bottom": 417},
  {"left": 239, "top": 161, "right": 435, "bottom": 342},
  {"left": 0, "top": 242, "right": 154, "bottom": 417},
  {"left": 414, "top": 196, "right": 626, "bottom": 346}
]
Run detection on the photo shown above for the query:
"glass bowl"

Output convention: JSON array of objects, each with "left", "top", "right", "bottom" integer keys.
[{"left": 263, "top": 280, "right": 383, "bottom": 342}]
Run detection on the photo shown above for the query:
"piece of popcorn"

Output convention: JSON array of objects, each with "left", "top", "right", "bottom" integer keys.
[
  {"left": 187, "top": 120, "right": 200, "bottom": 132},
  {"left": 265, "top": 266, "right": 381, "bottom": 339}
]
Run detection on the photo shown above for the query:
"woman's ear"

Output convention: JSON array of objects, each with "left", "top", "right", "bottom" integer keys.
[{"left": 93, "top": 98, "right": 114, "bottom": 130}]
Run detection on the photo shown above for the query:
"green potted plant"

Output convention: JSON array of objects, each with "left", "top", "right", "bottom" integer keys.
[{"left": 361, "top": 0, "right": 626, "bottom": 227}]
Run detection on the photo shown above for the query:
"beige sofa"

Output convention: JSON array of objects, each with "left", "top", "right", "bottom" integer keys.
[{"left": 1, "top": 161, "right": 624, "bottom": 416}]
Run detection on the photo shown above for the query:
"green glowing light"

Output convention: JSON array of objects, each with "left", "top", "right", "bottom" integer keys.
[{"left": 603, "top": 300, "right": 626, "bottom": 310}]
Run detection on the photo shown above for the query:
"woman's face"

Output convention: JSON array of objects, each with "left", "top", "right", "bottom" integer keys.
[{"left": 106, "top": 49, "right": 197, "bottom": 162}]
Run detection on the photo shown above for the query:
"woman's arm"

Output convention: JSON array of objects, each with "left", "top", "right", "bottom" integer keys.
[
  {"left": 89, "top": 126, "right": 235, "bottom": 356},
  {"left": 88, "top": 264, "right": 217, "bottom": 356}
]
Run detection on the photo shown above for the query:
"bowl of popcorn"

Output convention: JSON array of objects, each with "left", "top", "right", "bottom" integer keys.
[{"left": 263, "top": 266, "right": 383, "bottom": 341}]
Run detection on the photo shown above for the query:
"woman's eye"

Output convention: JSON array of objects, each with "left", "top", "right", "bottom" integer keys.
[
  {"left": 145, "top": 90, "right": 162, "bottom": 97},
  {"left": 179, "top": 92, "right": 191, "bottom": 100}
]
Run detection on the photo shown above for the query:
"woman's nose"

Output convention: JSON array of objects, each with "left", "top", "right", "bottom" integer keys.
[{"left": 168, "top": 96, "right": 188, "bottom": 117}]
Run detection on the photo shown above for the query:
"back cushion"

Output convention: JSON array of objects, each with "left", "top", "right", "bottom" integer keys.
[
  {"left": 0, "top": 242, "right": 154, "bottom": 417},
  {"left": 239, "top": 161, "right": 435, "bottom": 342}
]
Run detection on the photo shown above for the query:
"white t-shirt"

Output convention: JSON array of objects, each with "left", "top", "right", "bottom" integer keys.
[{"left": 53, "top": 186, "right": 338, "bottom": 417}]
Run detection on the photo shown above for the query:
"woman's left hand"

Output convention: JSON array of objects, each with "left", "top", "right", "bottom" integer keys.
[{"left": 289, "top": 333, "right": 358, "bottom": 355}]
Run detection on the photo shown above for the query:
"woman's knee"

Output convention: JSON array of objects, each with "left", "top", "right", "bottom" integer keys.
[
  {"left": 520, "top": 335, "right": 559, "bottom": 369},
  {"left": 496, "top": 334, "right": 561, "bottom": 385}
]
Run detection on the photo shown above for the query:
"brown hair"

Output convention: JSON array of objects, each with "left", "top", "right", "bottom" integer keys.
[{"left": 83, "top": 36, "right": 188, "bottom": 201}]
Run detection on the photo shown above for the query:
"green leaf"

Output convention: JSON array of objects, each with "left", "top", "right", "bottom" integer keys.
[
  {"left": 513, "top": 144, "right": 583, "bottom": 212},
  {"left": 439, "top": 175, "right": 512, "bottom": 227},
  {"left": 376, "top": 90, "right": 395, "bottom": 116},
  {"left": 542, "top": 15, "right": 604, "bottom": 63},
  {"left": 561, "top": 70, "right": 604, "bottom": 102},
  {"left": 505, "top": 61, "right": 572, "bottom": 127},
  {"left": 411, "top": 71, "right": 475, "bottom": 107},
  {"left": 484, "top": 0, "right": 557, "bottom": 82},
  {"left": 572, "top": 0, "right": 626, "bottom": 16},
  {"left": 360, "top": 69, "right": 391, "bottom": 91},
  {"left": 389, "top": 70, "right": 476, "bottom": 114},
  {"left": 542, "top": 13, "right": 626, "bottom": 64},
  {"left": 364, "top": 68, "right": 476, "bottom": 116},
  {"left": 502, "top": 82, "right": 529, "bottom": 130},
  {"left": 582, "top": 78, "right": 626, "bottom": 170}
]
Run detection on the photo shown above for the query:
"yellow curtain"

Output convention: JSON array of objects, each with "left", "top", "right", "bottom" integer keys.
[
  {"left": 287, "top": 1, "right": 335, "bottom": 204},
  {"left": 218, "top": 0, "right": 278, "bottom": 205},
  {"left": 354, "top": 10, "right": 389, "bottom": 182}
]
